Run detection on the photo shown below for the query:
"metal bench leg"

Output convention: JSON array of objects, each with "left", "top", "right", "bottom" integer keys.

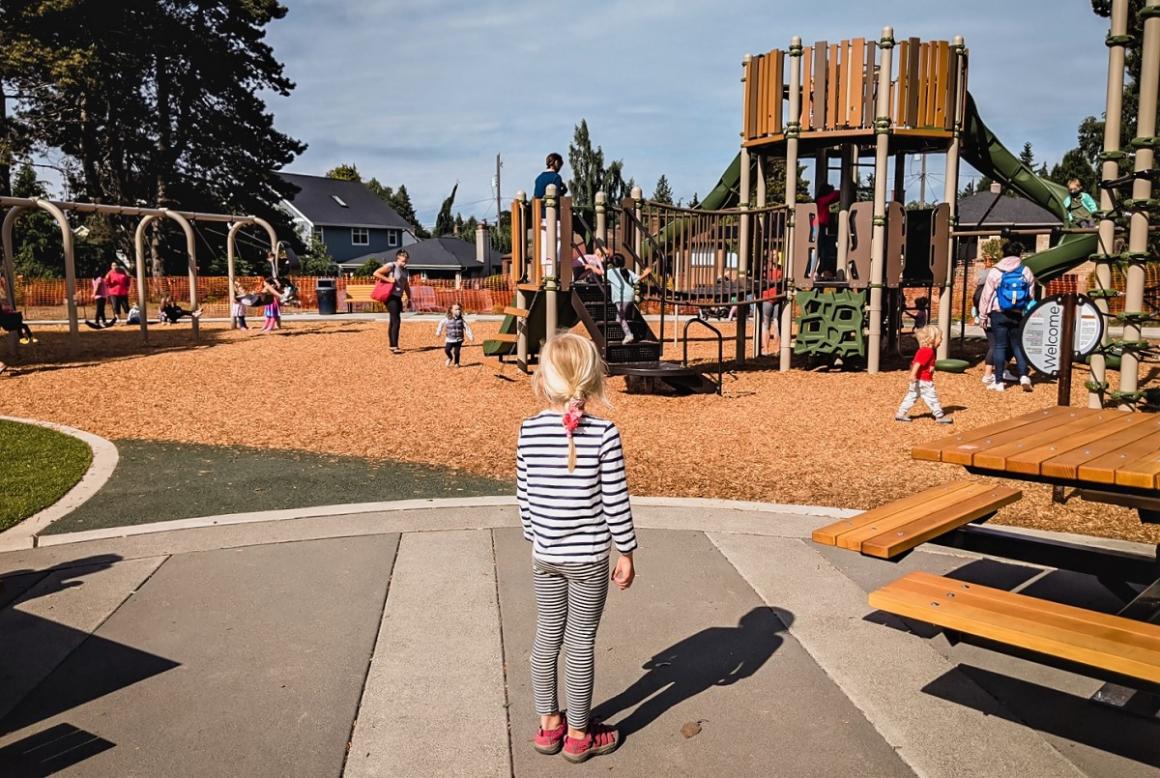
[{"left": 1090, "top": 577, "right": 1160, "bottom": 719}]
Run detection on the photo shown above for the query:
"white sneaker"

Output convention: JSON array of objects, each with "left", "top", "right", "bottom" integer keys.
[
  {"left": 982, "top": 374, "right": 995, "bottom": 385},
  {"left": 445, "top": 358, "right": 452, "bottom": 367},
  {"left": 1020, "top": 375, "right": 1032, "bottom": 392},
  {"left": 987, "top": 381, "right": 1007, "bottom": 392},
  {"left": 622, "top": 333, "right": 634, "bottom": 344},
  {"left": 1002, "top": 370, "right": 1018, "bottom": 382}
]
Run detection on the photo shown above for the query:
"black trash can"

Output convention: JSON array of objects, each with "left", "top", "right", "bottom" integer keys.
[{"left": 316, "top": 278, "right": 337, "bottom": 315}]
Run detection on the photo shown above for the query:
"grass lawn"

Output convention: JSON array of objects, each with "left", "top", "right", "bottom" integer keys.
[
  {"left": 0, "top": 419, "right": 93, "bottom": 531},
  {"left": 46, "top": 439, "right": 511, "bottom": 535}
]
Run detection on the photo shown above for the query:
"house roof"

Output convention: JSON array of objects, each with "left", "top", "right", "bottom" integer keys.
[
  {"left": 338, "top": 237, "right": 498, "bottom": 271},
  {"left": 278, "top": 172, "right": 412, "bottom": 230},
  {"left": 956, "top": 191, "right": 1060, "bottom": 228}
]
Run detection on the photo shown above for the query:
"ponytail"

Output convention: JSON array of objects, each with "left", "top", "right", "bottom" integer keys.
[{"left": 562, "top": 398, "right": 585, "bottom": 472}]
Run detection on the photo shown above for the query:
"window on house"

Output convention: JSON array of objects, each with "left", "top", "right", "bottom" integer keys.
[
  {"left": 387, "top": 231, "right": 399, "bottom": 247},
  {"left": 331, "top": 195, "right": 348, "bottom": 207},
  {"left": 312, "top": 227, "right": 324, "bottom": 243},
  {"left": 351, "top": 227, "right": 369, "bottom": 246}
]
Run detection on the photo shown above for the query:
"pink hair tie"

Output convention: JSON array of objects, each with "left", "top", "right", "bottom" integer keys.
[{"left": 562, "top": 399, "right": 585, "bottom": 437}]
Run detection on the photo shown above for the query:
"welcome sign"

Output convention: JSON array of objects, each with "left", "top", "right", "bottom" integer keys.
[{"left": 1018, "top": 295, "right": 1104, "bottom": 376}]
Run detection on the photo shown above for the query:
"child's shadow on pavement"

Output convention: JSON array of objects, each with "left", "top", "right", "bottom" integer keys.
[{"left": 592, "top": 606, "right": 793, "bottom": 738}]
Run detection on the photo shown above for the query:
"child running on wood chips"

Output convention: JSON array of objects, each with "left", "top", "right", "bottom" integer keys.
[
  {"left": 434, "top": 303, "right": 473, "bottom": 367},
  {"left": 516, "top": 332, "right": 637, "bottom": 764},
  {"left": 896, "top": 325, "right": 953, "bottom": 424}
]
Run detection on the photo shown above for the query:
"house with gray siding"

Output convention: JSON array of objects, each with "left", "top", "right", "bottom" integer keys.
[{"left": 277, "top": 172, "right": 416, "bottom": 264}]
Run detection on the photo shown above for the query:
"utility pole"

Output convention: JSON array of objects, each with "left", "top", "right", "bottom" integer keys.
[{"left": 495, "top": 154, "right": 502, "bottom": 231}]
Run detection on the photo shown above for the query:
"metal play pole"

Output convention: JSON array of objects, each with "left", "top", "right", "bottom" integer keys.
[
  {"left": 1091, "top": 0, "right": 1129, "bottom": 407},
  {"left": 782, "top": 35, "right": 803, "bottom": 372},
  {"left": 867, "top": 26, "right": 895, "bottom": 374},
  {"left": 2, "top": 204, "right": 29, "bottom": 353},
  {"left": 159, "top": 209, "right": 200, "bottom": 343},
  {"left": 134, "top": 215, "right": 157, "bottom": 341},
  {"left": 513, "top": 192, "right": 529, "bottom": 368},
  {"left": 737, "top": 146, "right": 752, "bottom": 365},
  {"left": 544, "top": 184, "right": 558, "bottom": 339},
  {"left": 595, "top": 191, "right": 607, "bottom": 247},
  {"left": 755, "top": 153, "right": 766, "bottom": 356},
  {"left": 937, "top": 35, "right": 966, "bottom": 359},
  {"left": 33, "top": 199, "right": 79, "bottom": 345},
  {"left": 1119, "top": 0, "right": 1160, "bottom": 406},
  {"left": 227, "top": 221, "right": 244, "bottom": 330},
  {"left": 837, "top": 144, "right": 855, "bottom": 278}
]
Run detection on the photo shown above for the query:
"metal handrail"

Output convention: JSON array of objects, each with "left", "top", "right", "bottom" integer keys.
[{"left": 682, "top": 317, "right": 724, "bottom": 395}]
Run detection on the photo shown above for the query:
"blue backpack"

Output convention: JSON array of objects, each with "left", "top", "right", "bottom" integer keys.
[{"left": 997, "top": 265, "right": 1031, "bottom": 313}]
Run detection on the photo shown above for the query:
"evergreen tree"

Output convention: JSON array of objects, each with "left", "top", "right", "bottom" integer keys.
[
  {"left": 433, "top": 184, "right": 458, "bottom": 237},
  {"left": 4, "top": 1, "right": 305, "bottom": 275},
  {"left": 652, "top": 174, "right": 674, "bottom": 204},
  {"left": 761, "top": 159, "right": 810, "bottom": 204},
  {"left": 1018, "top": 141, "right": 1036, "bottom": 169},
  {"left": 388, "top": 184, "right": 428, "bottom": 239},
  {"left": 567, "top": 119, "right": 631, "bottom": 208},
  {"left": 366, "top": 177, "right": 393, "bottom": 202},
  {"left": 325, "top": 163, "right": 361, "bottom": 181},
  {"left": 688, "top": 192, "right": 700, "bottom": 208},
  {"left": 9, "top": 165, "right": 63, "bottom": 277},
  {"left": 1049, "top": 149, "right": 1098, "bottom": 193},
  {"left": 958, "top": 179, "right": 976, "bottom": 199}
]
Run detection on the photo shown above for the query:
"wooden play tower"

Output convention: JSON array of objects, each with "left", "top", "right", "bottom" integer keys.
[{"left": 739, "top": 29, "right": 966, "bottom": 371}]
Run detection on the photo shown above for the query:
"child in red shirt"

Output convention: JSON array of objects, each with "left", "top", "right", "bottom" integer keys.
[{"left": 896, "top": 325, "right": 952, "bottom": 424}]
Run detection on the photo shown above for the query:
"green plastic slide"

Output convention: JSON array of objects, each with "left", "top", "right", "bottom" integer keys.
[
  {"left": 958, "top": 92, "right": 1097, "bottom": 284},
  {"left": 482, "top": 287, "right": 580, "bottom": 359}
]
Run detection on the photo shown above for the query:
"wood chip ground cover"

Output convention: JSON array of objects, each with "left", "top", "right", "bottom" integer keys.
[{"left": 2, "top": 320, "right": 1157, "bottom": 544}]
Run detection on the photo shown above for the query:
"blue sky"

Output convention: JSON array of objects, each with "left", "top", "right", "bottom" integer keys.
[{"left": 265, "top": 1, "right": 1109, "bottom": 228}]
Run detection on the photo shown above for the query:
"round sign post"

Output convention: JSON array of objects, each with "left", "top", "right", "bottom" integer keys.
[{"left": 1018, "top": 293, "right": 1105, "bottom": 406}]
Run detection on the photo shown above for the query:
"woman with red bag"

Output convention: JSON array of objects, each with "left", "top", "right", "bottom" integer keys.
[{"left": 372, "top": 249, "right": 412, "bottom": 354}]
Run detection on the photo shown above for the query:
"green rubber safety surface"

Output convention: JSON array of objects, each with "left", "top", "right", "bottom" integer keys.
[
  {"left": 0, "top": 419, "right": 92, "bottom": 531},
  {"left": 45, "top": 439, "right": 511, "bottom": 535}
]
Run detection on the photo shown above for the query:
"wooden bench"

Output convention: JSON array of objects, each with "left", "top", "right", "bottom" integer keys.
[
  {"left": 344, "top": 285, "right": 379, "bottom": 312},
  {"left": 812, "top": 480, "right": 1022, "bottom": 559},
  {"left": 869, "top": 571, "right": 1160, "bottom": 684}
]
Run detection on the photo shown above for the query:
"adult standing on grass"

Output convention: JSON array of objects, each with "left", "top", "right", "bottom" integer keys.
[
  {"left": 373, "top": 249, "right": 411, "bottom": 354},
  {"left": 978, "top": 241, "right": 1035, "bottom": 393},
  {"left": 104, "top": 262, "right": 132, "bottom": 322}
]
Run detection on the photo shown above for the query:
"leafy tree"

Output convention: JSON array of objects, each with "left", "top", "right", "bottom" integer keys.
[
  {"left": 300, "top": 234, "right": 337, "bottom": 275},
  {"left": 433, "top": 183, "right": 458, "bottom": 237},
  {"left": 3, "top": 1, "right": 305, "bottom": 276},
  {"left": 325, "top": 164, "right": 361, "bottom": 181},
  {"left": 354, "top": 257, "right": 382, "bottom": 277},
  {"left": 980, "top": 237, "right": 1005, "bottom": 262},
  {"left": 1049, "top": 148, "right": 1097, "bottom": 193},
  {"left": 9, "top": 165, "right": 63, "bottom": 277},
  {"left": 652, "top": 175, "right": 674, "bottom": 204},
  {"left": 366, "top": 177, "right": 393, "bottom": 202}
]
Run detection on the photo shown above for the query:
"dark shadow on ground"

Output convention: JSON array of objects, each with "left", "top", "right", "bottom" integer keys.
[
  {"left": 0, "top": 723, "right": 115, "bottom": 776},
  {"left": 48, "top": 440, "right": 511, "bottom": 534},
  {"left": 591, "top": 606, "right": 792, "bottom": 738},
  {"left": 0, "top": 555, "right": 121, "bottom": 607},
  {"left": 924, "top": 665, "right": 1160, "bottom": 768}
]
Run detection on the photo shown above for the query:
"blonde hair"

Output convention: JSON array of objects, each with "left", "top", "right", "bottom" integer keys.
[
  {"left": 916, "top": 324, "right": 942, "bottom": 348},
  {"left": 533, "top": 333, "right": 607, "bottom": 471}
]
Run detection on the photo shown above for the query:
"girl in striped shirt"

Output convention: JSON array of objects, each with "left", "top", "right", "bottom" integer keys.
[{"left": 517, "top": 333, "right": 637, "bottom": 764}]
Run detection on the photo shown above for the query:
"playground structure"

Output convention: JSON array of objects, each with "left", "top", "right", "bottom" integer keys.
[
  {"left": 0, "top": 197, "right": 281, "bottom": 352},
  {"left": 487, "top": 14, "right": 1158, "bottom": 408}
]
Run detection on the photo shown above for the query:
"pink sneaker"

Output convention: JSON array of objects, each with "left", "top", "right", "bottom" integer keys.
[
  {"left": 562, "top": 722, "right": 619, "bottom": 763},
  {"left": 533, "top": 717, "right": 567, "bottom": 755}
]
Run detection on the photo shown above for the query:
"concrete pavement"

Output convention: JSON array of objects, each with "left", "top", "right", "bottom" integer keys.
[{"left": 0, "top": 500, "right": 1155, "bottom": 777}]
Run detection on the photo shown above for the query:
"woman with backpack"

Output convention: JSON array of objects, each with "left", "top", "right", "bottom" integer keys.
[{"left": 977, "top": 241, "right": 1035, "bottom": 392}]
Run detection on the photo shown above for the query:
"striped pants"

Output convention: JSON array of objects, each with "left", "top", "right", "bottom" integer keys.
[{"left": 531, "top": 557, "right": 610, "bottom": 731}]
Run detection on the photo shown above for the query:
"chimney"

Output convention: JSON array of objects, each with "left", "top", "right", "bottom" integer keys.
[
  {"left": 476, "top": 222, "right": 488, "bottom": 270},
  {"left": 989, "top": 182, "right": 1002, "bottom": 194}
]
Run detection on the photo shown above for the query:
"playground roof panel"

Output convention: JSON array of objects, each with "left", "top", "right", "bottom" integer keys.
[
  {"left": 957, "top": 190, "right": 1060, "bottom": 228},
  {"left": 278, "top": 173, "right": 411, "bottom": 231}
]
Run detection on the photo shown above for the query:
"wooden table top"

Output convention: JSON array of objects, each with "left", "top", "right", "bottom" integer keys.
[{"left": 912, "top": 406, "right": 1160, "bottom": 490}]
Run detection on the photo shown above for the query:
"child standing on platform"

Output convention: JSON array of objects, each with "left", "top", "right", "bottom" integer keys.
[
  {"left": 896, "top": 325, "right": 953, "bottom": 424},
  {"left": 435, "top": 303, "right": 473, "bottom": 367},
  {"left": 516, "top": 333, "right": 637, "bottom": 764}
]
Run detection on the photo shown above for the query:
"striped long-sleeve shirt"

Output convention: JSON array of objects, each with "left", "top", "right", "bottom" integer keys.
[{"left": 516, "top": 411, "right": 638, "bottom": 563}]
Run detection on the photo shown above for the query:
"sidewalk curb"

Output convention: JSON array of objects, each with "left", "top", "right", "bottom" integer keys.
[
  {"left": 0, "top": 417, "right": 119, "bottom": 552},
  {"left": 34, "top": 496, "right": 858, "bottom": 547}
]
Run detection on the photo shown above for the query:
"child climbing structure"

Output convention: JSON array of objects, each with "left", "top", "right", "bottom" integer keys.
[{"left": 738, "top": 30, "right": 1104, "bottom": 373}]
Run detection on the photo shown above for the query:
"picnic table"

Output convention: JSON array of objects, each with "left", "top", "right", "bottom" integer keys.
[{"left": 912, "top": 406, "right": 1160, "bottom": 517}]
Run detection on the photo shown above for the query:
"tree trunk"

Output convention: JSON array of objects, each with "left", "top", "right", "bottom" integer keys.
[
  {"left": 151, "top": 56, "right": 172, "bottom": 277},
  {"left": 0, "top": 87, "right": 10, "bottom": 198}
]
